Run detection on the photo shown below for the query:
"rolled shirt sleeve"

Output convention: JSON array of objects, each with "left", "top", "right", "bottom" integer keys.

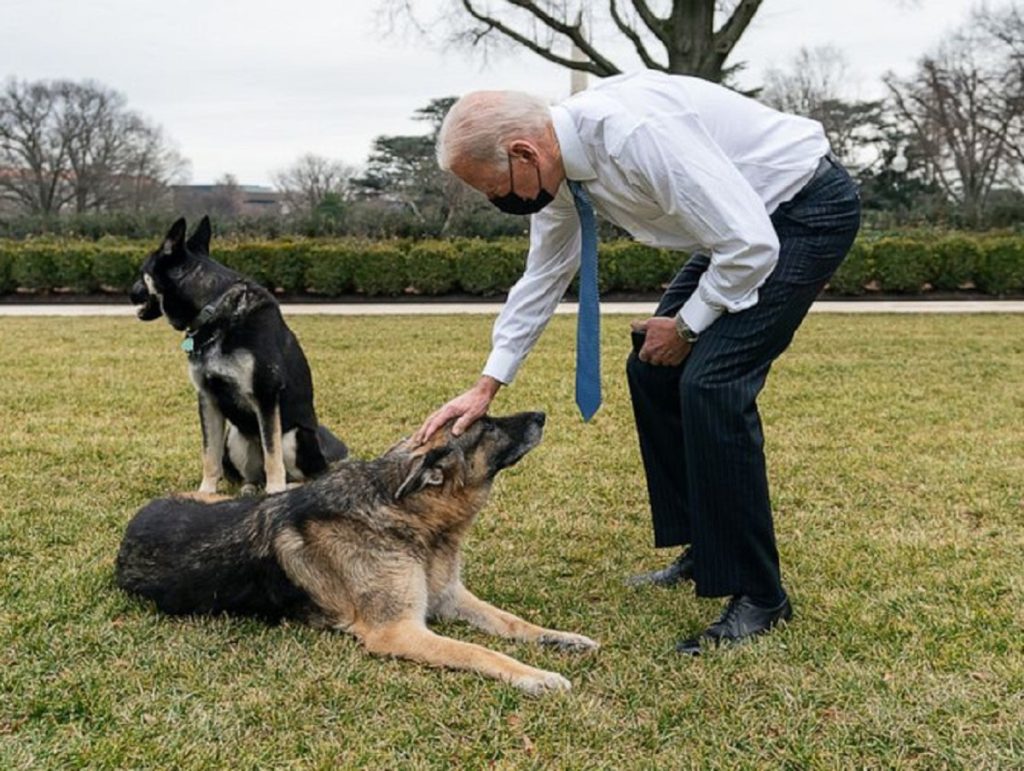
[
  {"left": 614, "top": 118, "right": 781, "bottom": 334},
  {"left": 482, "top": 195, "right": 582, "bottom": 384}
]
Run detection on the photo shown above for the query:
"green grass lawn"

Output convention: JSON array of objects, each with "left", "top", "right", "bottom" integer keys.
[{"left": 1, "top": 313, "right": 1022, "bottom": 768}]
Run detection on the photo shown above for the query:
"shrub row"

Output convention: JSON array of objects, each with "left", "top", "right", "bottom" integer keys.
[
  {"left": 0, "top": 240, "right": 143, "bottom": 294},
  {"left": 0, "top": 238, "right": 687, "bottom": 297},
  {"left": 0, "top": 234, "right": 1022, "bottom": 297},
  {"left": 225, "top": 239, "right": 691, "bottom": 297},
  {"left": 829, "top": 234, "right": 1024, "bottom": 295}
]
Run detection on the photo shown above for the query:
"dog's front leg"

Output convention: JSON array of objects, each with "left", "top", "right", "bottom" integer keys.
[
  {"left": 442, "top": 584, "right": 599, "bottom": 652},
  {"left": 359, "top": 619, "right": 573, "bottom": 695},
  {"left": 197, "top": 393, "right": 226, "bottom": 493},
  {"left": 257, "top": 401, "right": 287, "bottom": 494}
]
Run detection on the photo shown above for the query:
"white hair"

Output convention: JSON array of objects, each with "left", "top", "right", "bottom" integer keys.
[{"left": 437, "top": 90, "right": 552, "bottom": 171}]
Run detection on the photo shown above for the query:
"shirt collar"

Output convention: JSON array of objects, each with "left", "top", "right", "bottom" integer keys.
[{"left": 551, "top": 104, "right": 597, "bottom": 182}]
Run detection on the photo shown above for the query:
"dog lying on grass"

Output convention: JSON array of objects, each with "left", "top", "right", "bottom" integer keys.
[{"left": 116, "top": 412, "right": 598, "bottom": 694}]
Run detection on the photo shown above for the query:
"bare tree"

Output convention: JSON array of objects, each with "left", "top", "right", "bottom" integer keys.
[
  {"left": 57, "top": 81, "right": 127, "bottom": 213},
  {"left": 973, "top": 1, "right": 1024, "bottom": 56},
  {"left": 761, "top": 46, "right": 885, "bottom": 164},
  {"left": 762, "top": 46, "right": 850, "bottom": 117},
  {"left": 0, "top": 78, "right": 186, "bottom": 217},
  {"left": 884, "top": 12, "right": 1024, "bottom": 225},
  {"left": 383, "top": 1, "right": 764, "bottom": 83},
  {"left": 116, "top": 119, "right": 189, "bottom": 212},
  {"left": 272, "top": 154, "right": 356, "bottom": 217},
  {"left": 0, "top": 80, "right": 72, "bottom": 215},
  {"left": 972, "top": 1, "right": 1024, "bottom": 166}
]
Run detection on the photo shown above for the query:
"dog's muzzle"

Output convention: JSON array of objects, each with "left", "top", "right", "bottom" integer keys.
[
  {"left": 130, "top": 280, "right": 161, "bottom": 320},
  {"left": 490, "top": 411, "right": 546, "bottom": 472}
]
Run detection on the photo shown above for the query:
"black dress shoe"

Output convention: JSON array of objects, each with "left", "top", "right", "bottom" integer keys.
[
  {"left": 675, "top": 593, "right": 792, "bottom": 655},
  {"left": 625, "top": 548, "right": 695, "bottom": 588}
]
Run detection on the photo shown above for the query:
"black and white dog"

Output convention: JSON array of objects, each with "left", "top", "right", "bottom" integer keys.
[{"left": 129, "top": 216, "right": 347, "bottom": 494}]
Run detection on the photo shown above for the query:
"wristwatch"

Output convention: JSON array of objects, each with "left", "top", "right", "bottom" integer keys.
[{"left": 674, "top": 313, "right": 699, "bottom": 344}]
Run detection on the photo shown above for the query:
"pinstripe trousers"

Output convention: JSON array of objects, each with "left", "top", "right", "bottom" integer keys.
[{"left": 626, "top": 158, "right": 861, "bottom": 599}]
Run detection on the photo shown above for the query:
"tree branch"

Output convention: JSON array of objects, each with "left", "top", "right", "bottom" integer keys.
[
  {"left": 714, "top": 0, "right": 764, "bottom": 54},
  {"left": 630, "top": 0, "right": 669, "bottom": 47},
  {"left": 460, "top": 0, "right": 618, "bottom": 75},
  {"left": 610, "top": 0, "right": 667, "bottom": 71},
  {"left": 504, "top": 0, "right": 621, "bottom": 75}
]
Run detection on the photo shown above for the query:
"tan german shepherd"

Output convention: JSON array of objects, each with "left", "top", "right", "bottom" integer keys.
[{"left": 116, "top": 412, "right": 598, "bottom": 694}]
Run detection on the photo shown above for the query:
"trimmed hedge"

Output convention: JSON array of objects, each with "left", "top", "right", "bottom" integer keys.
[
  {"left": 455, "top": 239, "right": 526, "bottom": 295},
  {"left": 305, "top": 244, "right": 355, "bottom": 296},
  {"left": 0, "top": 233, "right": 1022, "bottom": 298},
  {"left": 828, "top": 241, "right": 873, "bottom": 295},
  {"left": 873, "top": 237, "right": 933, "bottom": 294},
  {"left": 407, "top": 241, "right": 456, "bottom": 295},
  {"left": 92, "top": 247, "right": 143, "bottom": 292},
  {"left": 0, "top": 239, "right": 142, "bottom": 294},
  {"left": 930, "top": 235, "right": 981, "bottom": 291},
  {"left": 352, "top": 244, "right": 407, "bottom": 296},
  {"left": 821, "top": 234, "right": 1024, "bottom": 296},
  {"left": 600, "top": 241, "right": 684, "bottom": 292},
  {"left": 10, "top": 242, "right": 57, "bottom": 292},
  {"left": 974, "top": 237, "right": 1024, "bottom": 294},
  {"left": 0, "top": 247, "right": 11, "bottom": 294}
]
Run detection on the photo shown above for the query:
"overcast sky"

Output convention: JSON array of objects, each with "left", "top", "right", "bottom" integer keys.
[{"left": 2, "top": 0, "right": 982, "bottom": 186}]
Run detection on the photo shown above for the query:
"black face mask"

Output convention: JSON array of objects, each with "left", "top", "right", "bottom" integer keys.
[{"left": 489, "top": 154, "right": 554, "bottom": 215}]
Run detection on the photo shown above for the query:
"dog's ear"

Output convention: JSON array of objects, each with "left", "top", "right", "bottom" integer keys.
[
  {"left": 160, "top": 217, "right": 188, "bottom": 260},
  {"left": 394, "top": 448, "right": 450, "bottom": 500},
  {"left": 186, "top": 215, "right": 212, "bottom": 255}
]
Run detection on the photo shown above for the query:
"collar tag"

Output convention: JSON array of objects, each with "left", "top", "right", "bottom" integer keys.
[{"left": 181, "top": 335, "right": 195, "bottom": 354}]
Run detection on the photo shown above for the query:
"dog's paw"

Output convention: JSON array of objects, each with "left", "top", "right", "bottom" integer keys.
[
  {"left": 240, "top": 483, "right": 260, "bottom": 497},
  {"left": 538, "top": 632, "right": 600, "bottom": 652},
  {"left": 512, "top": 669, "right": 572, "bottom": 695},
  {"left": 265, "top": 482, "right": 288, "bottom": 495}
]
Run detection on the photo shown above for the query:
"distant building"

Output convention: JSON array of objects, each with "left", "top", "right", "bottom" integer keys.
[{"left": 171, "top": 184, "right": 284, "bottom": 218}]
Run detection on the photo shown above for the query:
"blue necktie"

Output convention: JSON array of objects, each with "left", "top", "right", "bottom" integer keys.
[{"left": 567, "top": 180, "right": 601, "bottom": 421}]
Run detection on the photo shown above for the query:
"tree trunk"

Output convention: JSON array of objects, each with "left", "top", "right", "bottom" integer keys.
[{"left": 666, "top": 0, "right": 715, "bottom": 77}]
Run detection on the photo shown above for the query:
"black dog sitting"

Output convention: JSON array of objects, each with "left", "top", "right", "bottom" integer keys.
[{"left": 129, "top": 216, "right": 347, "bottom": 494}]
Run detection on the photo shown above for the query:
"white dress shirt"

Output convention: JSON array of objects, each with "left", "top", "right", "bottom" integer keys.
[{"left": 483, "top": 70, "right": 830, "bottom": 385}]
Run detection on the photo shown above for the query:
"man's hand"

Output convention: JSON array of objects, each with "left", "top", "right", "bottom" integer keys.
[
  {"left": 413, "top": 375, "right": 503, "bottom": 445},
  {"left": 633, "top": 317, "right": 692, "bottom": 367}
]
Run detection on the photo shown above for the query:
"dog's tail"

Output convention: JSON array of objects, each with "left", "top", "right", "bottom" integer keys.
[{"left": 317, "top": 424, "right": 349, "bottom": 463}]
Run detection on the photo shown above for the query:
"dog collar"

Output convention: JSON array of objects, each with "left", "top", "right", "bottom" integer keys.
[
  {"left": 181, "top": 290, "right": 234, "bottom": 357},
  {"left": 188, "top": 298, "right": 222, "bottom": 333}
]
